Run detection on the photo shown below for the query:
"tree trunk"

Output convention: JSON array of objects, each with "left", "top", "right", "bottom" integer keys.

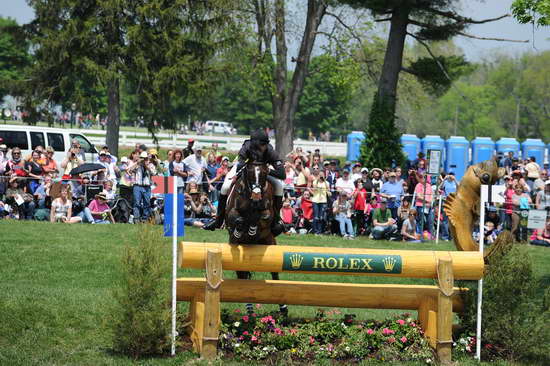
[
  {"left": 270, "top": 0, "right": 326, "bottom": 157},
  {"left": 377, "top": 5, "right": 410, "bottom": 109},
  {"left": 106, "top": 77, "right": 120, "bottom": 157}
]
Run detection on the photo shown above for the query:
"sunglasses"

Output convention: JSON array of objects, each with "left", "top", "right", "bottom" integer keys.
[{"left": 13, "top": 152, "right": 21, "bottom": 155}]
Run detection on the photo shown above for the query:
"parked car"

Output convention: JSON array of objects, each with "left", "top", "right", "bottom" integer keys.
[
  {"left": 0, "top": 125, "right": 98, "bottom": 163},
  {"left": 204, "top": 121, "right": 236, "bottom": 135}
]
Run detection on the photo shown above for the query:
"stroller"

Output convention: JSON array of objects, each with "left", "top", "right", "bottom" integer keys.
[{"left": 110, "top": 198, "right": 132, "bottom": 223}]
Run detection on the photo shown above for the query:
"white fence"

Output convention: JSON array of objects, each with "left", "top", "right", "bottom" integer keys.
[{"left": 79, "top": 129, "right": 348, "bottom": 157}]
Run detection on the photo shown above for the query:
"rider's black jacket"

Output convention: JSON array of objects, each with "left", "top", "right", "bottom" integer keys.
[{"left": 237, "top": 140, "right": 285, "bottom": 180}]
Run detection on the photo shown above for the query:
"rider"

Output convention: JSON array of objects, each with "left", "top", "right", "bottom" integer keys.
[{"left": 203, "top": 129, "right": 286, "bottom": 235}]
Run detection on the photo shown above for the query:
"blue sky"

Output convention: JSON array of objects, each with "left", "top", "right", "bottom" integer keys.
[{"left": 2, "top": 0, "right": 549, "bottom": 61}]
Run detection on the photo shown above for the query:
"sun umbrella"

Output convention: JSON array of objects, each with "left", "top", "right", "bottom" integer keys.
[{"left": 69, "top": 163, "right": 106, "bottom": 176}]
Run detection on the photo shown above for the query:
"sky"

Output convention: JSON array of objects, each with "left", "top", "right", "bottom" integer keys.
[{"left": 2, "top": 0, "right": 549, "bottom": 61}]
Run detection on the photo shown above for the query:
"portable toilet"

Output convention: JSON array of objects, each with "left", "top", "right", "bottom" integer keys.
[
  {"left": 496, "top": 137, "right": 520, "bottom": 158},
  {"left": 445, "top": 136, "right": 469, "bottom": 180},
  {"left": 521, "top": 139, "right": 545, "bottom": 164},
  {"left": 400, "top": 134, "right": 421, "bottom": 162},
  {"left": 471, "top": 137, "right": 495, "bottom": 164},
  {"left": 346, "top": 131, "right": 365, "bottom": 162}
]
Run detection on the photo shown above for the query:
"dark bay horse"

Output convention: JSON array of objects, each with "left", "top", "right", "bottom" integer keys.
[{"left": 225, "top": 161, "right": 287, "bottom": 314}]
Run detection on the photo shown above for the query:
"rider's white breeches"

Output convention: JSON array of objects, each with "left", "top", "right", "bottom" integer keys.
[{"left": 221, "top": 164, "right": 283, "bottom": 196}]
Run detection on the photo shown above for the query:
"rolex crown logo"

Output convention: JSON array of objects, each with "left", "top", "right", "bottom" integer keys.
[
  {"left": 383, "top": 256, "right": 396, "bottom": 272},
  {"left": 289, "top": 253, "right": 304, "bottom": 269}
]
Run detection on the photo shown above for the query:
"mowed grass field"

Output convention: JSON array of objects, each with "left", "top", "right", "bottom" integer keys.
[{"left": 1, "top": 221, "right": 549, "bottom": 365}]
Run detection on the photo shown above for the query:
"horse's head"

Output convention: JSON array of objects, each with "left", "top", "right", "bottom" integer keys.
[{"left": 242, "top": 162, "right": 269, "bottom": 202}]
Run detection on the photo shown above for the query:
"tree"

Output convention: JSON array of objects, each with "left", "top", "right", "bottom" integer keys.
[
  {"left": 27, "top": 0, "right": 238, "bottom": 156},
  {"left": 512, "top": 0, "right": 550, "bottom": 26},
  {"left": 0, "top": 17, "right": 31, "bottom": 102}
]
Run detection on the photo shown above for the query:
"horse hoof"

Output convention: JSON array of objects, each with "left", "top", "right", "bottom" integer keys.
[{"left": 271, "top": 222, "right": 285, "bottom": 237}]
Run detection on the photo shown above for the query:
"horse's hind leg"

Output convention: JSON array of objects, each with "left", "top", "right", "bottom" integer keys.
[
  {"left": 236, "top": 271, "right": 256, "bottom": 314},
  {"left": 271, "top": 272, "right": 288, "bottom": 316}
]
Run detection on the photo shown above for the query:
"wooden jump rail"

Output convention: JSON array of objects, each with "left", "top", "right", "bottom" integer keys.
[{"left": 177, "top": 242, "right": 484, "bottom": 363}]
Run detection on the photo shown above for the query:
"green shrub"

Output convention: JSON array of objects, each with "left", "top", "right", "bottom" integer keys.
[
  {"left": 459, "top": 245, "right": 550, "bottom": 362},
  {"left": 108, "top": 225, "right": 171, "bottom": 358}
]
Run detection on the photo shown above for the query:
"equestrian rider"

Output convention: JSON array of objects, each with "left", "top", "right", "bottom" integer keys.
[{"left": 203, "top": 129, "right": 286, "bottom": 235}]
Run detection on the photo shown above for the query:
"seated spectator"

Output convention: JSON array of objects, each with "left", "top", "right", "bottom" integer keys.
[
  {"left": 195, "top": 192, "right": 215, "bottom": 219},
  {"left": 5, "top": 177, "right": 35, "bottom": 220},
  {"left": 372, "top": 198, "right": 397, "bottom": 240},
  {"left": 85, "top": 191, "right": 115, "bottom": 224},
  {"left": 332, "top": 191, "right": 354, "bottom": 239},
  {"left": 401, "top": 209, "right": 420, "bottom": 242},
  {"left": 365, "top": 196, "right": 379, "bottom": 232},
  {"left": 530, "top": 219, "right": 550, "bottom": 247},
  {"left": 535, "top": 181, "right": 550, "bottom": 210},
  {"left": 34, "top": 173, "right": 54, "bottom": 209},
  {"left": 397, "top": 198, "right": 412, "bottom": 230},
  {"left": 50, "top": 187, "right": 82, "bottom": 223},
  {"left": 335, "top": 169, "right": 354, "bottom": 196},
  {"left": 485, "top": 206, "right": 502, "bottom": 231}
]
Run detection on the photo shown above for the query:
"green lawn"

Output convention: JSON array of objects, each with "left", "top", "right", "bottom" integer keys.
[{"left": 0, "top": 221, "right": 548, "bottom": 365}]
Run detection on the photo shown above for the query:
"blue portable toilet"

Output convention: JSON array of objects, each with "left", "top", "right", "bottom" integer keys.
[
  {"left": 471, "top": 137, "right": 495, "bottom": 164},
  {"left": 445, "top": 136, "right": 469, "bottom": 180},
  {"left": 496, "top": 137, "right": 520, "bottom": 158},
  {"left": 421, "top": 135, "right": 445, "bottom": 173},
  {"left": 521, "top": 139, "right": 545, "bottom": 164},
  {"left": 346, "top": 131, "right": 365, "bottom": 162},
  {"left": 400, "top": 134, "right": 421, "bottom": 162}
]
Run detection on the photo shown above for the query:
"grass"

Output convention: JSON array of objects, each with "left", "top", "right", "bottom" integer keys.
[{"left": 0, "top": 221, "right": 548, "bottom": 365}]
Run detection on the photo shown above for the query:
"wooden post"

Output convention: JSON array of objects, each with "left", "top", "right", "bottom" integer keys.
[
  {"left": 201, "top": 249, "right": 222, "bottom": 360},
  {"left": 437, "top": 257, "right": 454, "bottom": 364},
  {"left": 189, "top": 294, "right": 205, "bottom": 353},
  {"left": 418, "top": 296, "right": 437, "bottom": 348}
]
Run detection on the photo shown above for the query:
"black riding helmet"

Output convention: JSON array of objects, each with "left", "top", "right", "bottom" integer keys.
[{"left": 250, "top": 129, "right": 269, "bottom": 145}]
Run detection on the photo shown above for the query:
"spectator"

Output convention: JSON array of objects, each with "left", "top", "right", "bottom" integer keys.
[
  {"left": 7, "top": 147, "right": 28, "bottom": 177},
  {"left": 283, "top": 161, "right": 296, "bottom": 196},
  {"left": 87, "top": 191, "right": 115, "bottom": 224},
  {"left": 511, "top": 184, "right": 532, "bottom": 241},
  {"left": 118, "top": 156, "right": 134, "bottom": 204},
  {"left": 50, "top": 187, "right": 82, "bottom": 223},
  {"left": 401, "top": 209, "right": 420, "bottom": 242},
  {"left": 195, "top": 192, "right": 215, "bottom": 219},
  {"left": 370, "top": 168, "right": 383, "bottom": 193},
  {"left": 536, "top": 181, "right": 550, "bottom": 210},
  {"left": 380, "top": 171, "right": 404, "bottom": 219},
  {"left": 372, "top": 198, "right": 397, "bottom": 240},
  {"left": 183, "top": 147, "right": 206, "bottom": 186},
  {"left": 397, "top": 198, "right": 412, "bottom": 228},
  {"left": 485, "top": 206, "right": 502, "bottom": 231},
  {"left": 5, "top": 177, "right": 35, "bottom": 220},
  {"left": 183, "top": 138, "right": 195, "bottom": 158},
  {"left": 475, "top": 221, "right": 498, "bottom": 244},
  {"left": 103, "top": 180, "right": 116, "bottom": 200},
  {"left": 211, "top": 156, "right": 230, "bottom": 196},
  {"left": 326, "top": 161, "right": 339, "bottom": 200},
  {"left": 533, "top": 170, "right": 547, "bottom": 194},
  {"left": 128, "top": 151, "right": 156, "bottom": 223},
  {"left": 34, "top": 173, "right": 53, "bottom": 209},
  {"left": 25, "top": 150, "right": 44, "bottom": 194},
  {"left": 351, "top": 179, "right": 368, "bottom": 236},
  {"left": 394, "top": 167, "right": 404, "bottom": 184},
  {"left": 205, "top": 152, "right": 220, "bottom": 202},
  {"left": 530, "top": 219, "right": 550, "bottom": 247},
  {"left": 503, "top": 152, "right": 514, "bottom": 174},
  {"left": 332, "top": 191, "right": 354, "bottom": 239},
  {"left": 525, "top": 156, "right": 540, "bottom": 191},
  {"left": 169, "top": 149, "right": 187, "bottom": 194},
  {"left": 296, "top": 190, "right": 313, "bottom": 230},
  {"left": 310, "top": 170, "right": 329, "bottom": 235},
  {"left": 335, "top": 169, "right": 354, "bottom": 195},
  {"left": 293, "top": 157, "right": 310, "bottom": 194},
  {"left": 281, "top": 198, "right": 296, "bottom": 231},
  {"left": 61, "top": 146, "right": 84, "bottom": 179},
  {"left": 350, "top": 163, "right": 362, "bottom": 182},
  {"left": 42, "top": 146, "right": 59, "bottom": 177},
  {"left": 70, "top": 139, "right": 86, "bottom": 162},
  {"left": 163, "top": 150, "right": 174, "bottom": 172},
  {"left": 414, "top": 173, "right": 434, "bottom": 236}
]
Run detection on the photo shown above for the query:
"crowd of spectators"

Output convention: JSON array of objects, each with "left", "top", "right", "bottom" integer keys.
[{"left": 0, "top": 139, "right": 549, "bottom": 246}]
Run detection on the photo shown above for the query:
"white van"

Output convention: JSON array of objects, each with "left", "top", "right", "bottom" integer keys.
[
  {"left": 0, "top": 125, "right": 98, "bottom": 163},
  {"left": 204, "top": 121, "right": 236, "bottom": 135}
]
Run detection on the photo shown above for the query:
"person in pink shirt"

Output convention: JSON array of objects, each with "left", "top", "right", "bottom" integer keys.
[
  {"left": 281, "top": 198, "right": 296, "bottom": 231},
  {"left": 87, "top": 191, "right": 115, "bottom": 224},
  {"left": 414, "top": 173, "right": 434, "bottom": 236}
]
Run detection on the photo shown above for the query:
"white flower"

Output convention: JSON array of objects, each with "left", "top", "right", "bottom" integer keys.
[
  {"left": 263, "top": 346, "right": 269, "bottom": 351},
  {"left": 426, "top": 358, "right": 432, "bottom": 363},
  {"left": 234, "top": 321, "right": 240, "bottom": 327},
  {"left": 235, "top": 343, "right": 241, "bottom": 348},
  {"left": 345, "top": 346, "right": 350, "bottom": 352}
]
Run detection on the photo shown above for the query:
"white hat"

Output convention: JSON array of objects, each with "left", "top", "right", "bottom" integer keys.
[
  {"left": 121, "top": 157, "right": 128, "bottom": 163},
  {"left": 361, "top": 167, "right": 369, "bottom": 173},
  {"left": 222, "top": 156, "right": 229, "bottom": 161},
  {"left": 140, "top": 151, "right": 148, "bottom": 158}
]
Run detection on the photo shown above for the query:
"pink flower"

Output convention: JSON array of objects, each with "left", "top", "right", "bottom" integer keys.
[
  {"left": 400, "top": 336, "right": 407, "bottom": 343},
  {"left": 388, "top": 337, "right": 396, "bottom": 343},
  {"left": 234, "top": 309, "right": 241, "bottom": 313},
  {"left": 242, "top": 331, "right": 249, "bottom": 336},
  {"left": 289, "top": 328, "right": 298, "bottom": 335},
  {"left": 397, "top": 319, "right": 406, "bottom": 325},
  {"left": 251, "top": 336, "right": 258, "bottom": 342},
  {"left": 274, "top": 328, "right": 283, "bottom": 335},
  {"left": 254, "top": 330, "right": 261, "bottom": 337},
  {"left": 410, "top": 322, "right": 416, "bottom": 327},
  {"left": 242, "top": 315, "right": 249, "bottom": 323},
  {"left": 367, "top": 329, "right": 375, "bottom": 335},
  {"left": 333, "top": 309, "right": 341, "bottom": 315},
  {"left": 327, "top": 343, "right": 334, "bottom": 352},
  {"left": 382, "top": 328, "right": 395, "bottom": 335},
  {"left": 260, "top": 315, "right": 275, "bottom": 324},
  {"left": 239, "top": 336, "right": 244, "bottom": 340},
  {"left": 251, "top": 313, "right": 257, "bottom": 317},
  {"left": 309, "top": 336, "right": 315, "bottom": 345},
  {"left": 255, "top": 304, "right": 262, "bottom": 309}
]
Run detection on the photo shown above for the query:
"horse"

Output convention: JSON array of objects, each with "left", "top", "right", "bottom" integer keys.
[{"left": 225, "top": 161, "right": 287, "bottom": 315}]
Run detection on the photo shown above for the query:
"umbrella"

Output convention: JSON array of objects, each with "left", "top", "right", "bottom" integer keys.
[{"left": 69, "top": 163, "right": 106, "bottom": 176}]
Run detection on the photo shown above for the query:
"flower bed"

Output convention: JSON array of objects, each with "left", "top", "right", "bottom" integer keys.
[{"left": 217, "top": 306, "right": 435, "bottom": 363}]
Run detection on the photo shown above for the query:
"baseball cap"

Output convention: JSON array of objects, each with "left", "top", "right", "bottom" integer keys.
[
  {"left": 222, "top": 156, "right": 229, "bottom": 161},
  {"left": 323, "top": 161, "right": 330, "bottom": 166},
  {"left": 0, "top": 144, "right": 7, "bottom": 149},
  {"left": 120, "top": 157, "right": 128, "bottom": 163},
  {"left": 140, "top": 151, "right": 148, "bottom": 158},
  {"left": 354, "top": 162, "right": 362, "bottom": 167},
  {"left": 99, "top": 151, "right": 107, "bottom": 156},
  {"left": 361, "top": 168, "right": 369, "bottom": 173},
  {"left": 188, "top": 138, "right": 194, "bottom": 143}
]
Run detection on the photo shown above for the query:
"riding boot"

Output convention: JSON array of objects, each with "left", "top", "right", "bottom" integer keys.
[
  {"left": 271, "top": 195, "right": 285, "bottom": 236},
  {"left": 203, "top": 194, "right": 227, "bottom": 230}
]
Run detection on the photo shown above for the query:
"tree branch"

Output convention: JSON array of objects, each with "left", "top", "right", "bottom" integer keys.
[
  {"left": 401, "top": 66, "right": 419, "bottom": 76},
  {"left": 456, "top": 31, "right": 529, "bottom": 43},
  {"left": 423, "top": 8, "right": 510, "bottom": 25},
  {"left": 374, "top": 18, "right": 391, "bottom": 22},
  {"left": 325, "top": 10, "right": 363, "bottom": 44}
]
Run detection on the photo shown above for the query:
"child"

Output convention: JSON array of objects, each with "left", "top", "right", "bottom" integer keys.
[{"left": 281, "top": 198, "right": 296, "bottom": 233}]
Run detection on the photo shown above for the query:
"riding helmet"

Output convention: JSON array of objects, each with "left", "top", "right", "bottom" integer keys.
[{"left": 250, "top": 129, "right": 269, "bottom": 144}]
